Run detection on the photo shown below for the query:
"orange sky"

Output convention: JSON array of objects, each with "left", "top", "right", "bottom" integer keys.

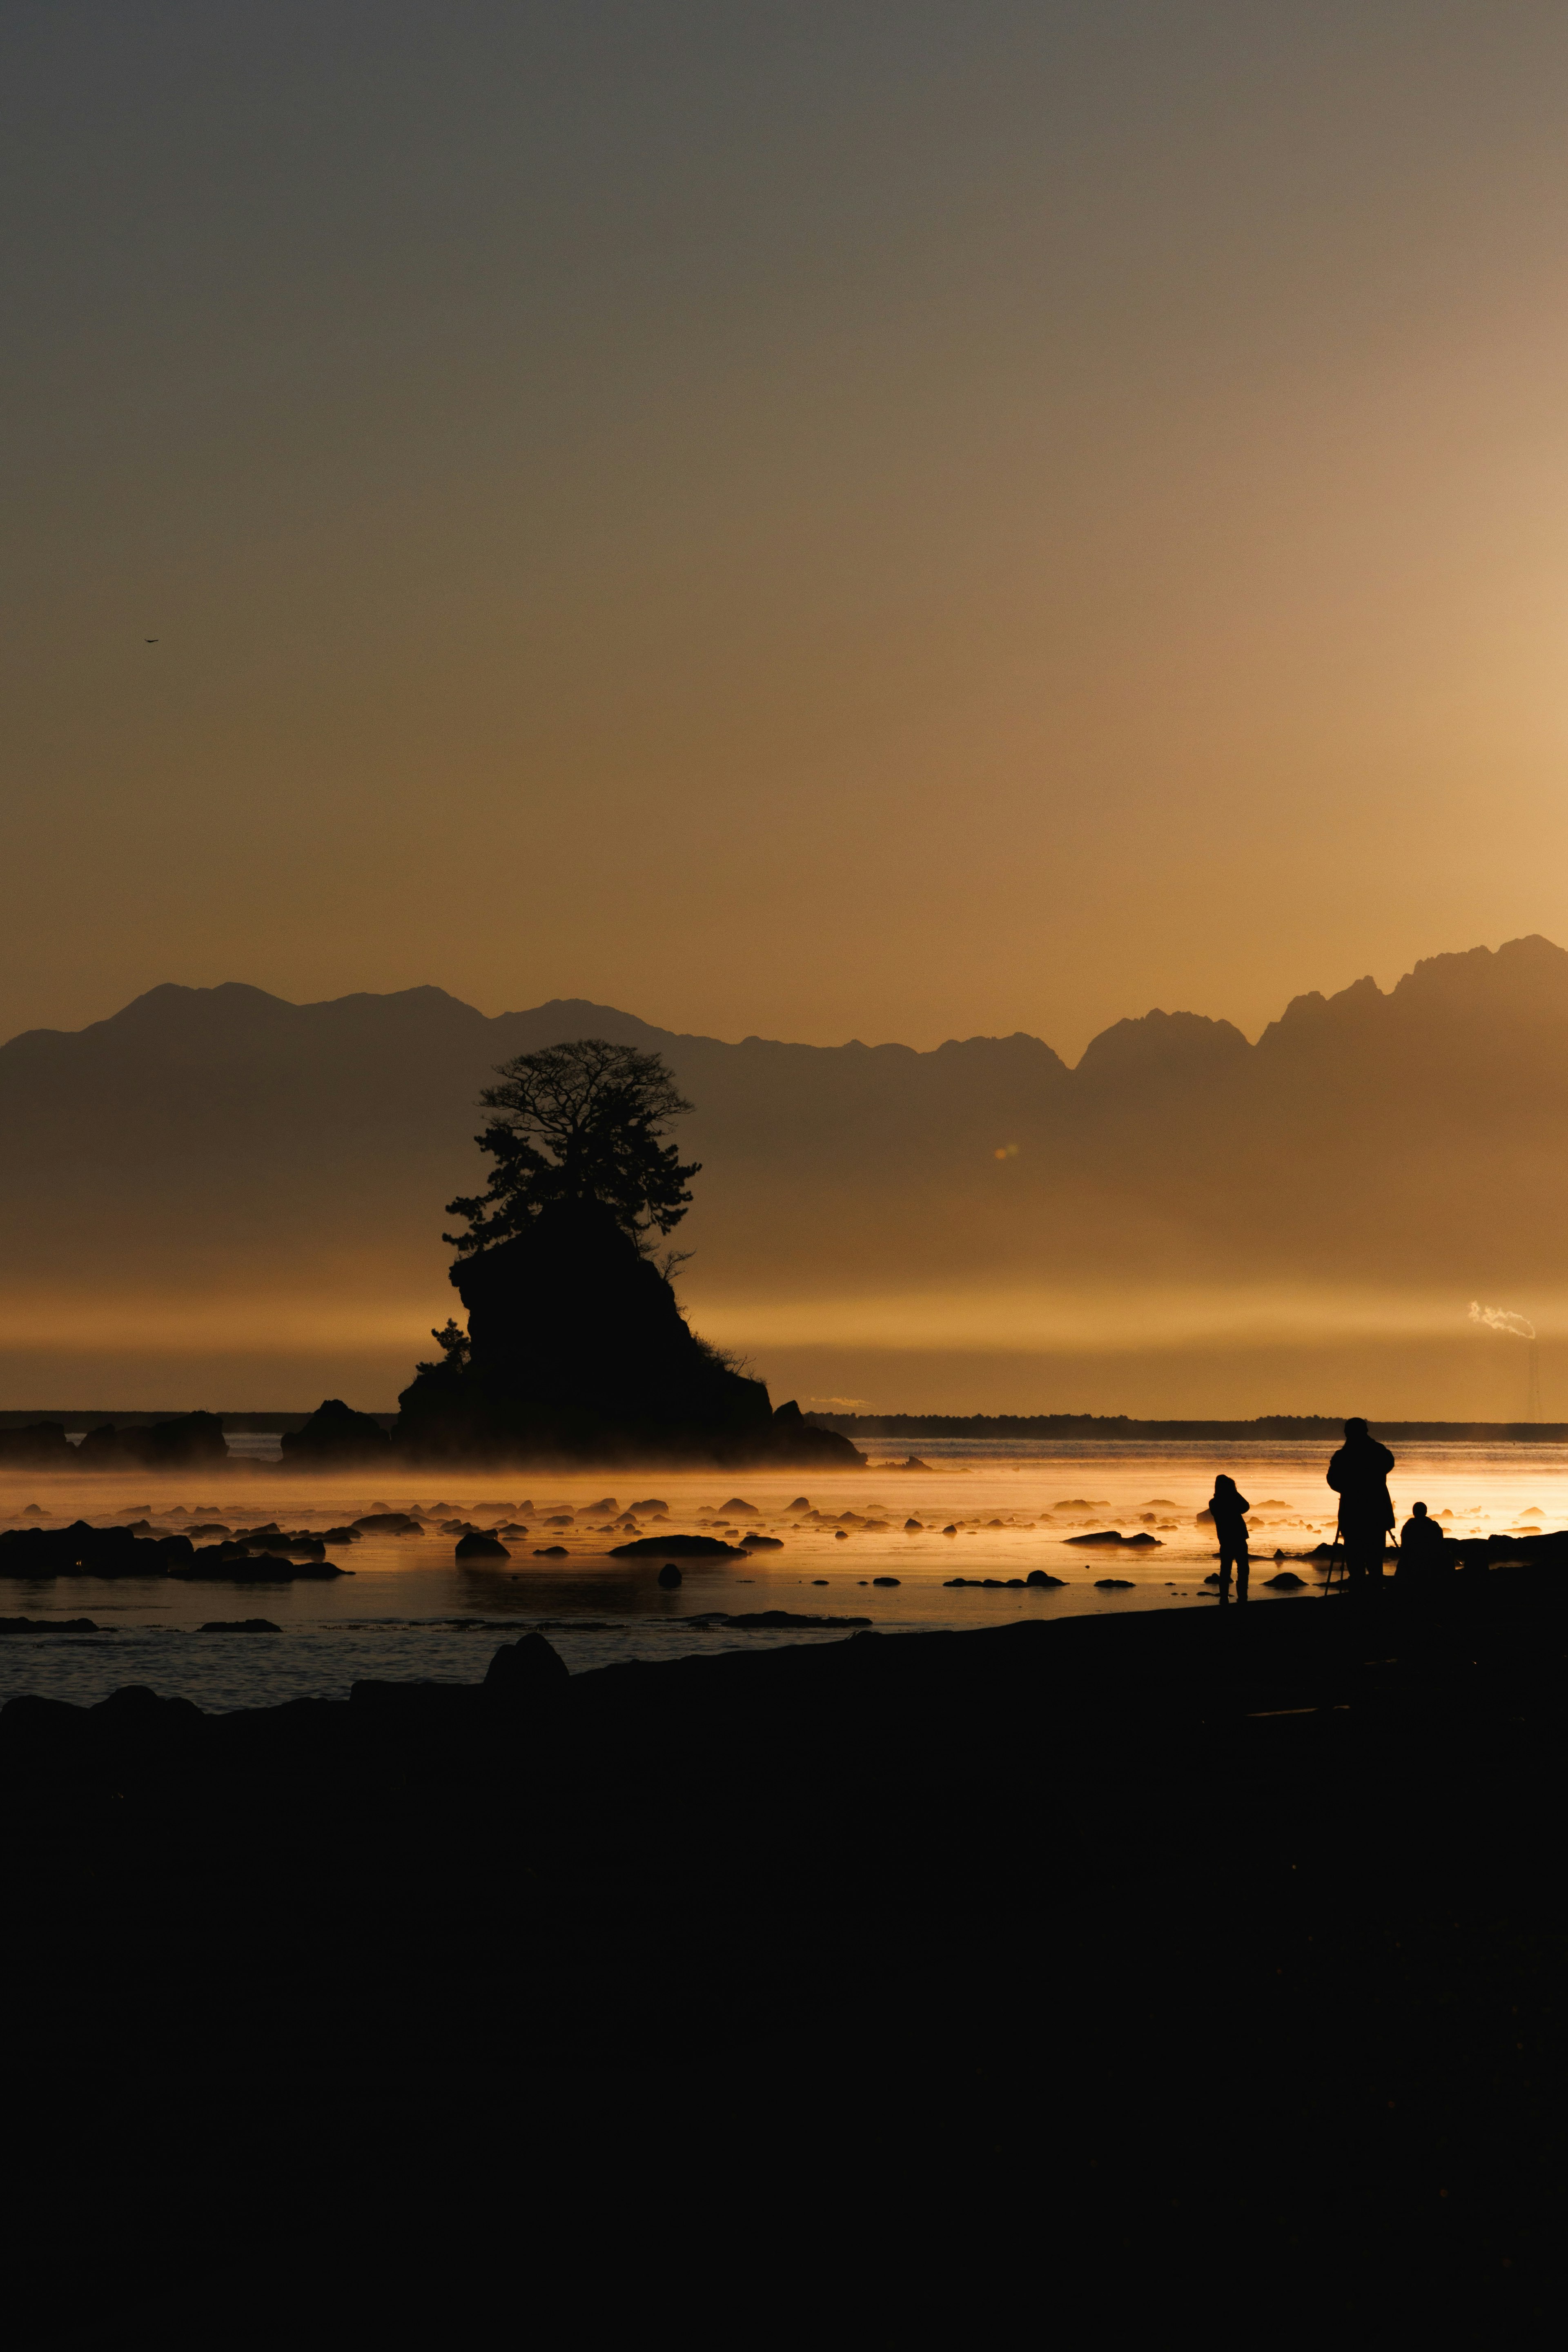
[{"left": 6, "top": 2, "right": 1568, "bottom": 1068}]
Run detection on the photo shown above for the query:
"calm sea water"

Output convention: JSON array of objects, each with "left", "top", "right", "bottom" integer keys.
[{"left": 1, "top": 1437, "right": 1561, "bottom": 1711}]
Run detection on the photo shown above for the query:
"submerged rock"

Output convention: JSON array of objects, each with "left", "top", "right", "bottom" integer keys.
[
  {"left": 0, "top": 1616, "right": 98, "bottom": 1632},
  {"left": 714, "top": 1610, "right": 871, "bottom": 1629},
  {"left": 1066, "top": 1528, "right": 1167, "bottom": 1548},
  {"left": 169, "top": 1548, "right": 350, "bottom": 1581},
  {"left": 611, "top": 1533, "right": 747, "bottom": 1560}
]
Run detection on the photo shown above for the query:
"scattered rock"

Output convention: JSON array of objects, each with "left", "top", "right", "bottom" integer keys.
[
  {"left": 657, "top": 1563, "right": 683, "bottom": 1588},
  {"left": 610, "top": 1534, "right": 748, "bottom": 1560},
  {"left": 533, "top": 1546, "right": 569, "bottom": 1557},
  {"left": 1067, "top": 1529, "right": 1163, "bottom": 1548},
  {"left": 352, "top": 1513, "right": 423, "bottom": 1535},
  {"left": 169, "top": 1548, "right": 350, "bottom": 1582},
  {"left": 1264, "top": 1571, "right": 1306, "bottom": 1590},
  {"left": 0, "top": 1616, "right": 98, "bottom": 1633},
  {"left": 904, "top": 1519, "right": 923, "bottom": 1531},
  {"left": 871, "top": 1576, "right": 901, "bottom": 1587},
  {"left": 456, "top": 1533, "right": 510, "bottom": 1561},
  {"left": 716, "top": 1610, "right": 872, "bottom": 1629},
  {"left": 1025, "top": 1570, "right": 1065, "bottom": 1588},
  {"left": 197, "top": 1619, "right": 281, "bottom": 1633},
  {"left": 740, "top": 1533, "right": 783, "bottom": 1549}
]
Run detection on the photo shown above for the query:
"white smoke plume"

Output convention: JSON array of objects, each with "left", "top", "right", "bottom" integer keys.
[{"left": 1468, "top": 1301, "right": 1536, "bottom": 1340}]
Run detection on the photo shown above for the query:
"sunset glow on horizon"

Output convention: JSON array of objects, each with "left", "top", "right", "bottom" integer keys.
[{"left": 6, "top": 3, "right": 1568, "bottom": 1068}]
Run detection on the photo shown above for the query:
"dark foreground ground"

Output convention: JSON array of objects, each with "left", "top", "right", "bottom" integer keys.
[{"left": 1, "top": 1578, "right": 1564, "bottom": 2344}]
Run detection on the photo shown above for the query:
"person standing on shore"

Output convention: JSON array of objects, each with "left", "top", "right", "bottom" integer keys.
[
  {"left": 1209, "top": 1474, "right": 1251, "bottom": 1601},
  {"left": 1327, "top": 1417, "right": 1395, "bottom": 1594}
]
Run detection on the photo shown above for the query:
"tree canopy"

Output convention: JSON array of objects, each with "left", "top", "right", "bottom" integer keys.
[{"left": 444, "top": 1037, "right": 700, "bottom": 1256}]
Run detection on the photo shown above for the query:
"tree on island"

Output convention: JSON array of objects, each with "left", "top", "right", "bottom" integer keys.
[
  {"left": 379, "top": 1033, "right": 861, "bottom": 1466},
  {"left": 443, "top": 1038, "right": 700, "bottom": 1257}
]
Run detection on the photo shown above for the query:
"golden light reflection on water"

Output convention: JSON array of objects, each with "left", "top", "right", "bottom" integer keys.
[{"left": 0, "top": 1440, "right": 1563, "bottom": 1714}]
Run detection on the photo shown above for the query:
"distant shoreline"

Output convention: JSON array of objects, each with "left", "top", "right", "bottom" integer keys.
[
  {"left": 807, "top": 1412, "right": 1568, "bottom": 1443},
  {"left": 1, "top": 1407, "right": 1564, "bottom": 1444}
]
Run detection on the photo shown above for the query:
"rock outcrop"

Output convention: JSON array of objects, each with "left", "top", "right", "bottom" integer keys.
[
  {"left": 77, "top": 1413, "right": 228, "bottom": 1470},
  {"left": 394, "top": 1197, "right": 863, "bottom": 1468},
  {"left": 280, "top": 1399, "right": 392, "bottom": 1465},
  {"left": 0, "top": 1422, "right": 75, "bottom": 1467}
]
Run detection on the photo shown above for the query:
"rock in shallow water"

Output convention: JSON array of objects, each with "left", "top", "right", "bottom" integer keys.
[
  {"left": 611, "top": 1534, "right": 747, "bottom": 1560},
  {"left": 455, "top": 1533, "right": 510, "bottom": 1561},
  {"left": 657, "top": 1562, "right": 683, "bottom": 1588}
]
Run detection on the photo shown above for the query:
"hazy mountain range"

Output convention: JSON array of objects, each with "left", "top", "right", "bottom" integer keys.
[{"left": 2, "top": 936, "right": 1564, "bottom": 1417}]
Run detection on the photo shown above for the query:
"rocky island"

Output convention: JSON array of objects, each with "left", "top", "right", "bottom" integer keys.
[{"left": 297, "top": 1036, "right": 861, "bottom": 1469}]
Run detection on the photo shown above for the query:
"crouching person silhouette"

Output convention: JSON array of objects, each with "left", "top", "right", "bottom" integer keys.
[
  {"left": 1209, "top": 1474, "right": 1251, "bottom": 1601},
  {"left": 1397, "top": 1499, "right": 1448, "bottom": 1590},
  {"left": 1327, "top": 1417, "right": 1395, "bottom": 1595}
]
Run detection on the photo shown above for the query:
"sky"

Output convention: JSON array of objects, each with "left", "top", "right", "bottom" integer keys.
[{"left": 5, "top": 1, "right": 1568, "bottom": 1066}]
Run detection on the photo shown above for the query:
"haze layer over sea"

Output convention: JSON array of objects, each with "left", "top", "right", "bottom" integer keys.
[{"left": 2, "top": 1438, "right": 1562, "bottom": 1712}]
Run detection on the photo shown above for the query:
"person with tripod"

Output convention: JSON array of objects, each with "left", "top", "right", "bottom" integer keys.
[{"left": 1326, "top": 1417, "right": 1395, "bottom": 1595}]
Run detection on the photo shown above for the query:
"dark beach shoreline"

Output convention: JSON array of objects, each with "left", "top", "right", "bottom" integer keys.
[{"left": 2, "top": 1575, "right": 1563, "bottom": 2338}]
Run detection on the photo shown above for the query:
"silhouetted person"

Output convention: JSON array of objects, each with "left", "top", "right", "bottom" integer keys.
[
  {"left": 1209, "top": 1474, "right": 1250, "bottom": 1601},
  {"left": 1326, "top": 1417, "right": 1394, "bottom": 1595},
  {"left": 1397, "top": 1499, "right": 1448, "bottom": 1590}
]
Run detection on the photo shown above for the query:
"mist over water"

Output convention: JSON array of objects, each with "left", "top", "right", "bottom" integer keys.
[{"left": 4, "top": 1438, "right": 1563, "bottom": 1711}]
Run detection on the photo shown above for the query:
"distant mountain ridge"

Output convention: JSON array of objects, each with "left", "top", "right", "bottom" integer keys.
[{"left": 1, "top": 937, "right": 1565, "bottom": 1405}]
